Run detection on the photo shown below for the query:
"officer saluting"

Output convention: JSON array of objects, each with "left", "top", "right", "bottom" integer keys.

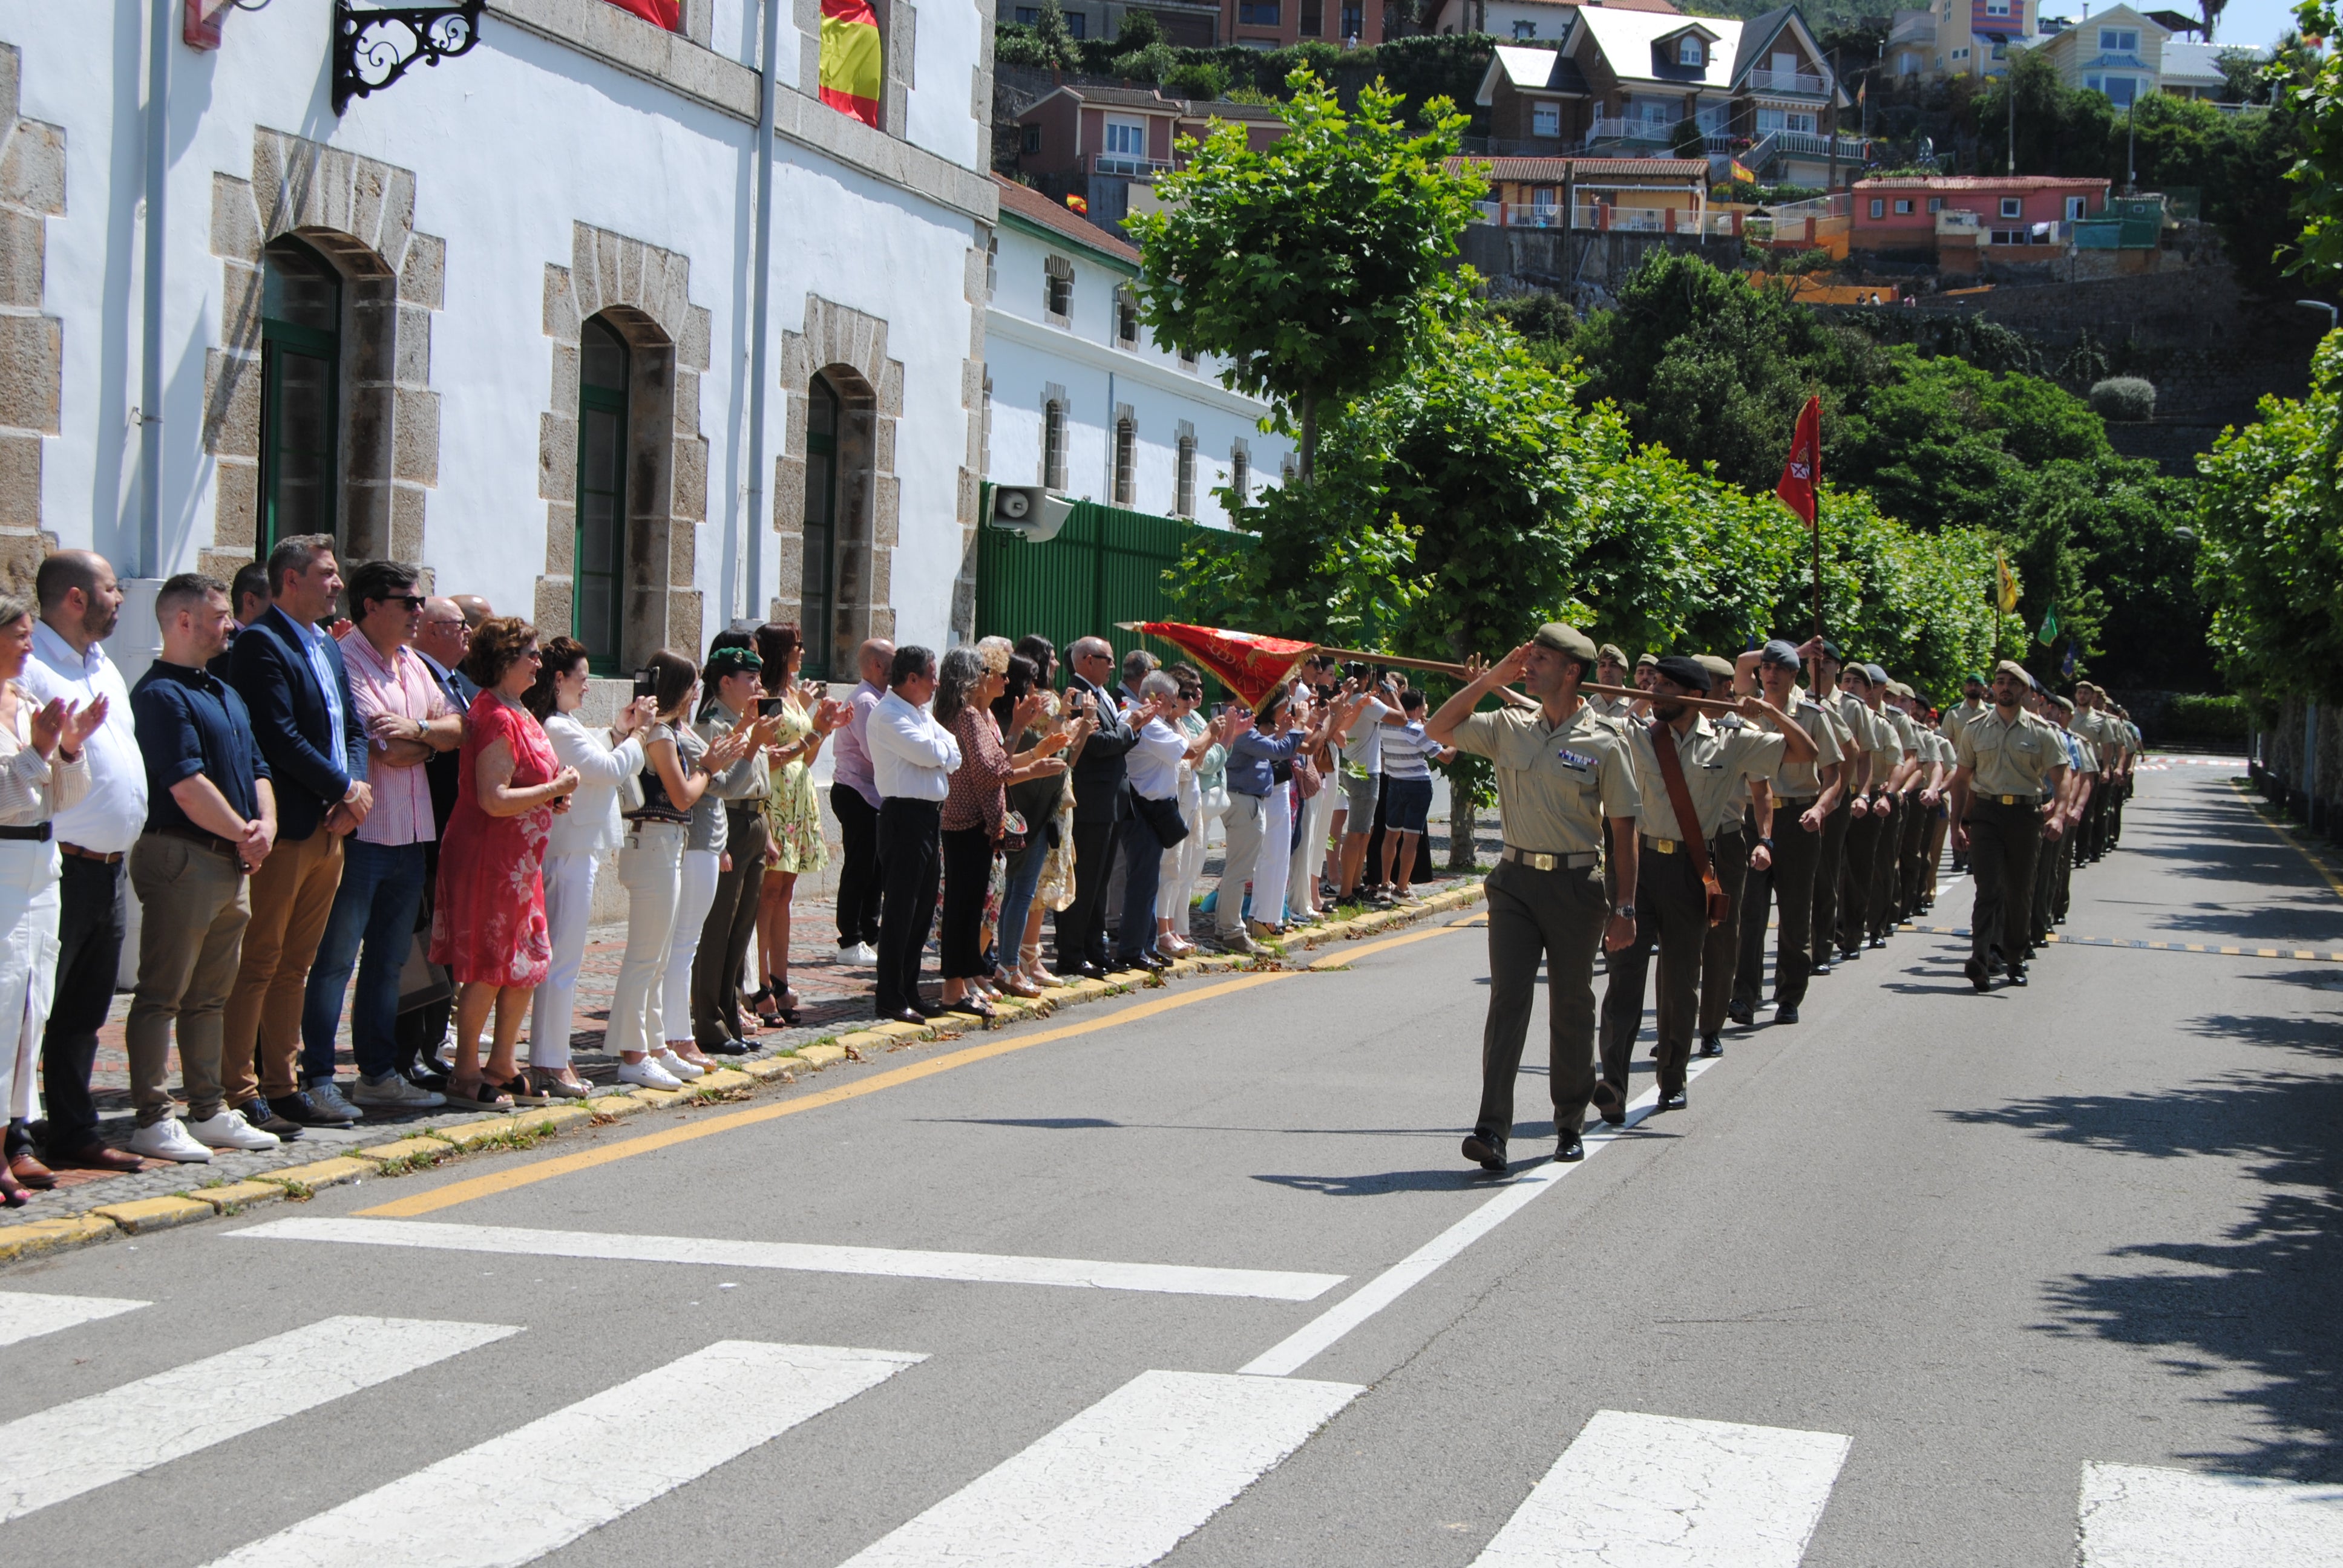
[
  {"left": 1427, "top": 624, "right": 1639, "bottom": 1171},
  {"left": 1948, "top": 660, "right": 2070, "bottom": 992}
]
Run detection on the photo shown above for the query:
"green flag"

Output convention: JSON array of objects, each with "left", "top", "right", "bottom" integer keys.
[{"left": 2037, "top": 599, "right": 2059, "bottom": 646}]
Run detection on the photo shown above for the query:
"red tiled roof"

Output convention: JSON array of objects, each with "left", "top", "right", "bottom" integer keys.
[
  {"left": 1032, "top": 84, "right": 1184, "bottom": 113},
  {"left": 1852, "top": 175, "right": 2109, "bottom": 189},
  {"left": 992, "top": 174, "right": 1142, "bottom": 265}
]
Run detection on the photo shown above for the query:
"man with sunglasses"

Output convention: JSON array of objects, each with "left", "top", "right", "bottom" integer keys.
[{"left": 301, "top": 560, "right": 461, "bottom": 1116}]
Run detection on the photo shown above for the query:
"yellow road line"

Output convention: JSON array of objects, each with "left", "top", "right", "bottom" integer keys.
[
  {"left": 361, "top": 970, "right": 1296, "bottom": 1218},
  {"left": 1306, "top": 916, "right": 1480, "bottom": 969},
  {"left": 2228, "top": 779, "right": 2343, "bottom": 904}
]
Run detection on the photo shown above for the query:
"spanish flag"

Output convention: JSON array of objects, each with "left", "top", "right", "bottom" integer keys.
[
  {"left": 1730, "top": 158, "right": 1757, "bottom": 184},
  {"left": 603, "top": 0, "right": 682, "bottom": 27},
  {"left": 1995, "top": 553, "right": 2019, "bottom": 613},
  {"left": 819, "top": 0, "right": 882, "bottom": 127},
  {"left": 1066, "top": 194, "right": 1090, "bottom": 215}
]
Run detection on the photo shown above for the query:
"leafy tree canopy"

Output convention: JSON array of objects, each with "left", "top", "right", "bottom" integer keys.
[{"left": 1127, "top": 68, "right": 1483, "bottom": 478}]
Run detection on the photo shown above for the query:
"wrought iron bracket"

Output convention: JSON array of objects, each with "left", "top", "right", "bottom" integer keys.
[{"left": 332, "top": 1, "right": 485, "bottom": 117}]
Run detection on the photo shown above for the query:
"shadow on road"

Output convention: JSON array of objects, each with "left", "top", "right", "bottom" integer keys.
[{"left": 1944, "top": 1004, "right": 2343, "bottom": 1480}]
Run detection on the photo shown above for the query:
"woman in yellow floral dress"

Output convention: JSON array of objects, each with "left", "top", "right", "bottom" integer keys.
[{"left": 752, "top": 622, "right": 845, "bottom": 1027}]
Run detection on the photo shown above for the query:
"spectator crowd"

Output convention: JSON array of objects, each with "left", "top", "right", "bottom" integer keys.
[{"left": 0, "top": 540, "right": 1459, "bottom": 1206}]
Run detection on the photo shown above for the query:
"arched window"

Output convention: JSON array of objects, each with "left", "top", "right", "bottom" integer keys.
[
  {"left": 575, "top": 316, "right": 630, "bottom": 670},
  {"left": 801, "top": 374, "right": 842, "bottom": 678},
  {"left": 1043, "top": 399, "right": 1067, "bottom": 491},
  {"left": 1113, "top": 417, "right": 1136, "bottom": 506},
  {"left": 258, "top": 237, "right": 341, "bottom": 552},
  {"left": 1175, "top": 436, "right": 1196, "bottom": 518}
]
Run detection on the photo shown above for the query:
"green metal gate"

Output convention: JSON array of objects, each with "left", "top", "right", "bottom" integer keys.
[{"left": 975, "top": 492, "right": 1240, "bottom": 671}]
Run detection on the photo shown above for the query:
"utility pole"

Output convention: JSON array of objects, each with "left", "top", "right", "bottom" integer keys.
[{"left": 2007, "top": 65, "right": 2016, "bottom": 173}]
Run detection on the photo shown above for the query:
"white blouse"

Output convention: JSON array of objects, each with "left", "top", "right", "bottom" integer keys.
[
  {"left": 542, "top": 711, "right": 646, "bottom": 857},
  {"left": 0, "top": 682, "right": 90, "bottom": 828}
]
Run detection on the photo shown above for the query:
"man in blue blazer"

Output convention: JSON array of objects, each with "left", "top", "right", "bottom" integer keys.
[{"left": 223, "top": 534, "right": 373, "bottom": 1132}]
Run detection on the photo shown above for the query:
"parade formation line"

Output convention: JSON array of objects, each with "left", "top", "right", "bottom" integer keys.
[{"left": 1898, "top": 922, "right": 2343, "bottom": 963}]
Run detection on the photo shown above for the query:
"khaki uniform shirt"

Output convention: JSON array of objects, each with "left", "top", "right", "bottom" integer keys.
[
  {"left": 1585, "top": 693, "right": 1640, "bottom": 722},
  {"left": 2071, "top": 708, "right": 2116, "bottom": 770},
  {"left": 1954, "top": 707, "right": 2068, "bottom": 800},
  {"left": 1825, "top": 690, "right": 1887, "bottom": 789},
  {"left": 1454, "top": 700, "right": 1639, "bottom": 856},
  {"left": 1942, "top": 699, "right": 1988, "bottom": 749},
  {"left": 1772, "top": 695, "right": 1844, "bottom": 800},
  {"left": 1875, "top": 706, "right": 1919, "bottom": 789},
  {"left": 1621, "top": 714, "right": 1787, "bottom": 843}
]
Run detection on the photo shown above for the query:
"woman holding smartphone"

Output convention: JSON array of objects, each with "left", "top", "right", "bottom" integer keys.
[{"left": 749, "top": 621, "right": 844, "bottom": 1027}]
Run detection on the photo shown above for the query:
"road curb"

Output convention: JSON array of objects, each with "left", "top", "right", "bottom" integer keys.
[{"left": 0, "top": 872, "right": 1488, "bottom": 1270}]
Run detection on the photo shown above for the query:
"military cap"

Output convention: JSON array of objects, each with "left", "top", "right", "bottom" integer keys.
[
  {"left": 1636, "top": 650, "right": 1659, "bottom": 668},
  {"left": 1597, "top": 642, "right": 1627, "bottom": 665},
  {"left": 1759, "top": 639, "right": 1802, "bottom": 670},
  {"left": 1653, "top": 655, "right": 1712, "bottom": 693},
  {"left": 1863, "top": 663, "right": 1890, "bottom": 687},
  {"left": 1963, "top": 671, "right": 1987, "bottom": 686},
  {"left": 1815, "top": 638, "right": 1844, "bottom": 663},
  {"left": 1887, "top": 680, "right": 1914, "bottom": 699},
  {"left": 1532, "top": 621, "right": 1598, "bottom": 662},
  {"left": 1694, "top": 654, "right": 1737, "bottom": 686},
  {"left": 2052, "top": 694, "right": 2075, "bottom": 713},
  {"left": 1992, "top": 658, "right": 2034, "bottom": 687}
]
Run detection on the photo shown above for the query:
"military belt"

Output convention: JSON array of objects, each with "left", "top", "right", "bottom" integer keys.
[{"left": 1500, "top": 846, "right": 1599, "bottom": 871}]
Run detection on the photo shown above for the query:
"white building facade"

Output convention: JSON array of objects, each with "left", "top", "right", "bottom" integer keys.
[
  {"left": 982, "top": 175, "right": 1286, "bottom": 528},
  {"left": 0, "top": 0, "right": 1002, "bottom": 681}
]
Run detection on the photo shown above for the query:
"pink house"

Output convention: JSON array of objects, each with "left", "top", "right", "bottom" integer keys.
[{"left": 1849, "top": 175, "right": 2109, "bottom": 258}]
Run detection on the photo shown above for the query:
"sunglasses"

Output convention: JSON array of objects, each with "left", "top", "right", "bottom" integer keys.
[{"left": 389, "top": 595, "right": 427, "bottom": 610}]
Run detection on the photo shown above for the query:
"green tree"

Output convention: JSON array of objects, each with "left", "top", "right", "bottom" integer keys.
[
  {"left": 2194, "top": 332, "right": 2343, "bottom": 701},
  {"left": 2284, "top": 0, "right": 2343, "bottom": 279},
  {"left": 1127, "top": 68, "right": 1483, "bottom": 480}
]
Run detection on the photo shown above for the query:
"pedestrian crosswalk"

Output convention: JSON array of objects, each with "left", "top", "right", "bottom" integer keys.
[{"left": 5, "top": 1294, "right": 2339, "bottom": 1565}]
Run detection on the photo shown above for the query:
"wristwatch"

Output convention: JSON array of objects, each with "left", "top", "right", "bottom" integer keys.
[
  {"left": 1613, "top": 903, "right": 1636, "bottom": 920},
  {"left": 1756, "top": 836, "right": 1775, "bottom": 849}
]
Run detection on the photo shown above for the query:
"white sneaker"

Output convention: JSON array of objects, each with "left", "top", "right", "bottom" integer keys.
[
  {"left": 654, "top": 1048, "right": 706, "bottom": 1081},
  {"left": 186, "top": 1107, "right": 281, "bottom": 1152},
  {"left": 617, "top": 1056, "right": 684, "bottom": 1091},
  {"left": 350, "top": 1072, "right": 445, "bottom": 1109},
  {"left": 839, "top": 941, "right": 878, "bottom": 965},
  {"left": 304, "top": 1079, "right": 366, "bottom": 1121},
  {"left": 128, "top": 1118, "right": 214, "bottom": 1163}
]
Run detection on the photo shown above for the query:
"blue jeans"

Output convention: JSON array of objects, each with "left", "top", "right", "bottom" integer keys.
[
  {"left": 301, "top": 838, "right": 428, "bottom": 1083},
  {"left": 995, "top": 838, "right": 1048, "bottom": 973}
]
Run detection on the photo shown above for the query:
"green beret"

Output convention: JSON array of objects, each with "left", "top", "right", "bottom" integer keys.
[{"left": 1533, "top": 621, "right": 1597, "bottom": 662}]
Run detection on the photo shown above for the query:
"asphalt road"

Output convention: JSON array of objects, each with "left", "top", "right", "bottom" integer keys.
[{"left": 3, "top": 758, "right": 2338, "bottom": 1567}]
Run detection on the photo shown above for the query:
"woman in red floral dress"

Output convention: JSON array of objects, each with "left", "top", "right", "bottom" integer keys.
[{"left": 432, "top": 617, "right": 579, "bottom": 1109}]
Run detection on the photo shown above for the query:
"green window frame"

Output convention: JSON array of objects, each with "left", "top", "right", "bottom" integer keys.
[
  {"left": 257, "top": 237, "right": 341, "bottom": 554},
  {"left": 575, "top": 317, "right": 630, "bottom": 673},
  {"left": 801, "top": 377, "right": 841, "bottom": 680}
]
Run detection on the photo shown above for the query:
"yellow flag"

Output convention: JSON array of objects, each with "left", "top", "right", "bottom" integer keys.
[
  {"left": 819, "top": 0, "right": 882, "bottom": 126},
  {"left": 1994, "top": 553, "right": 2019, "bottom": 614}
]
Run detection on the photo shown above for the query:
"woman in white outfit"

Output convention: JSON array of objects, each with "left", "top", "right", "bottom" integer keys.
[
  {"left": 0, "top": 595, "right": 96, "bottom": 1207},
  {"left": 525, "top": 636, "right": 650, "bottom": 1096},
  {"left": 667, "top": 644, "right": 770, "bottom": 1071},
  {"left": 1154, "top": 665, "right": 1223, "bottom": 957},
  {"left": 608, "top": 651, "right": 752, "bottom": 1091}
]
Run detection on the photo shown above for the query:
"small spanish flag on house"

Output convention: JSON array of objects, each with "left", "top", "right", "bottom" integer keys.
[
  {"left": 1730, "top": 158, "right": 1757, "bottom": 185},
  {"left": 818, "top": 0, "right": 882, "bottom": 126},
  {"left": 1066, "top": 194, "right": 1090, "bottom": 215}
]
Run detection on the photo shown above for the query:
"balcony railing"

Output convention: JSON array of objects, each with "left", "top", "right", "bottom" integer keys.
[
  {"left": 1768, "top": 130, "right": 1872, "bottom": 160},
  {"left": 1091, "top": 153, "right": 1172, "bottom": 178},
  {"left": 1746, "top": 68, "right": 1832, "bottom": 95},
  {"left": 1582, "top": 115, "right": 1674, "bottom": 145},
  {"left": 1472, "top": 200, "right": 1714, "bottom": 234}
]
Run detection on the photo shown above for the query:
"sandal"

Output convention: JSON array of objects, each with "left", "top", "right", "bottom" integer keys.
[
  {"left": 748, "top": 985, "right": 782, "bottom": 1026},
  {"left": 544, "top": 1074, "right": 595, "bottom": 1099},
  {"left": 444, "top": 1077, "right": 516, "bottom": 1112}
]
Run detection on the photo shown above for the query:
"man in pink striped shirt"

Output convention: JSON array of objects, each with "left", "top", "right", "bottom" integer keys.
[{"left": 300, "top": 560, "right": 461, "bottom": 1114}]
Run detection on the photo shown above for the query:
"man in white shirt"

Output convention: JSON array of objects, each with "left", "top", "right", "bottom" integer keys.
[
  {"left": 1114, "top": 671, "right": 1183, "bottom": 970},
  {"left": 10, "top": 551, "right": 147, "bottom": 1182},
  {"left": 867, "top": 645, "right": 961, "bottom": 1022}
]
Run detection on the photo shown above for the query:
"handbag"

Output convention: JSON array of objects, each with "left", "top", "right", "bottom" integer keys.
[
  {"left": 1650, "top": 720, "right": 1731, "bottom": 927},
  {"left": 1000, "top": 808, "right": 1030, "bottom": 856},
  {"left": 396, "top": 931, "right": 453, "bottom": 1015},
  {"left": 1293, "top": 752, "right": 1324, "bottom": 801},
  {"left": 1133, "top": 791, "right": 1190, "bottom": 849}
]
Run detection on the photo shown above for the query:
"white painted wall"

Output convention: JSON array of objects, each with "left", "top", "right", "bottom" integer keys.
[
  {"left": 2, "top": 0, "right": 985, "bottom": 657},
  {"left": 983, "top": 221, "right": 1288, "bottom": 528}
]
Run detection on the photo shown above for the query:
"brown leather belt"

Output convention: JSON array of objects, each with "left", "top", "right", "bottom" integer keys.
[
  {"left": 157, "top": 824, "right": 243, "bottom": 861},
  {"left": 59, "top": 841, "right": 122, "bottom": 864}
]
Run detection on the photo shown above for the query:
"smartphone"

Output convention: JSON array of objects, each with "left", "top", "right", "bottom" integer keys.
[
  {"left": 631, "top": 668, "right": 657, "bottom": 701},
  {"left": 1211, "top": 702, "right": 1227, "bottom": 719},
  {"left": 758, "top": 696, "right": 787, "bottom": 718}
]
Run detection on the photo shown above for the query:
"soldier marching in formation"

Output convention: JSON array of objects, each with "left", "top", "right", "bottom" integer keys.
[{"left": 1429, "top": 626, "right": 2137, "bottom": 1173}]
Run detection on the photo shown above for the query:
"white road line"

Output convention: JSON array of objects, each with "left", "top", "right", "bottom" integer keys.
[
  {"left": 0, "top": 1315, "right": 516, "bottom": 1523},
  {"left": 837, "top": 1368, "right": 1362, "bottom": 1568},
  {"left": 2074, "top": 1462, "right": 2343, "bottom": 1566},
  {"left": 1239, "top": 1059, "right": 1720, "bottom": 1378},
  {"left": 229, "top": 1216, "right": 1346, "bottom": 1302},
  {"left": 1472, "top": 1409, "right": 1852, "bottom": 1568},
  {"left": 205, "top": 1341, "right": 923, "bottom": 1568},
  {"left": 0, "top": 1289, "right": 146, "bottom": 1347}
]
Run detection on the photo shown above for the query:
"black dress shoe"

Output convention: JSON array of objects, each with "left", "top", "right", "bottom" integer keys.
[
  {"left": 1656, "top": 1086, "right": 1688, "bottom": 1113},
  {"left": 1774, "top": 1003, "right": 1800, "bottom": 1025},
  {"left": 877, "top": 1007, "right": 926, "bottom": 1025},
  {"left": 1725, "top": 1001, "right": 1754, "bottom": 1027},
  {"left": 1698, "top": 1032, "right": 1723, "bottom": 1058},
  {"left": 1590, "top": 1080, "right": 1627, "bottom": 1127},
  {"left": 2007, "top": 965, "right": 2029, "bottom": 987},
  {"left": 1810, "top": 958, "right": 1833, "bottom": 976},
  {"left": 1119, "top": 952, "right": 1170, "bottom": 973},
  {"left": 1554, "top": 1133, "right": 1585, "bottom": 1163},
  {"left": 1461, "top": 1131, "right": 1509, "bottom": 1172},
  {"left": 402, "top": 1062, "right": 451, "bottom": 1093},
  {"left": 235, "top": 1099, "right": 303, "bottom": 1138},
  {"left": 268, "top": 1091, "right": 352, "bottom": 1129},
  {"left": 1076, "top": 962, "right": 1111, "bottom": 981},
  {"left": 1867, "top": 935, "right": 1887, "bottom": 950},
  {"left": 1839, "top": 947, "right": 1862, "bottom": 962},
  {"left": 1965, "top": 957, "right": 1991, "bottom": 993},
  {"left": 911, "top": 999, "right": 952, "bottom": 1018},
  {"left": 704, "top": 1037, "right": 751, "bottom": 1056}
]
